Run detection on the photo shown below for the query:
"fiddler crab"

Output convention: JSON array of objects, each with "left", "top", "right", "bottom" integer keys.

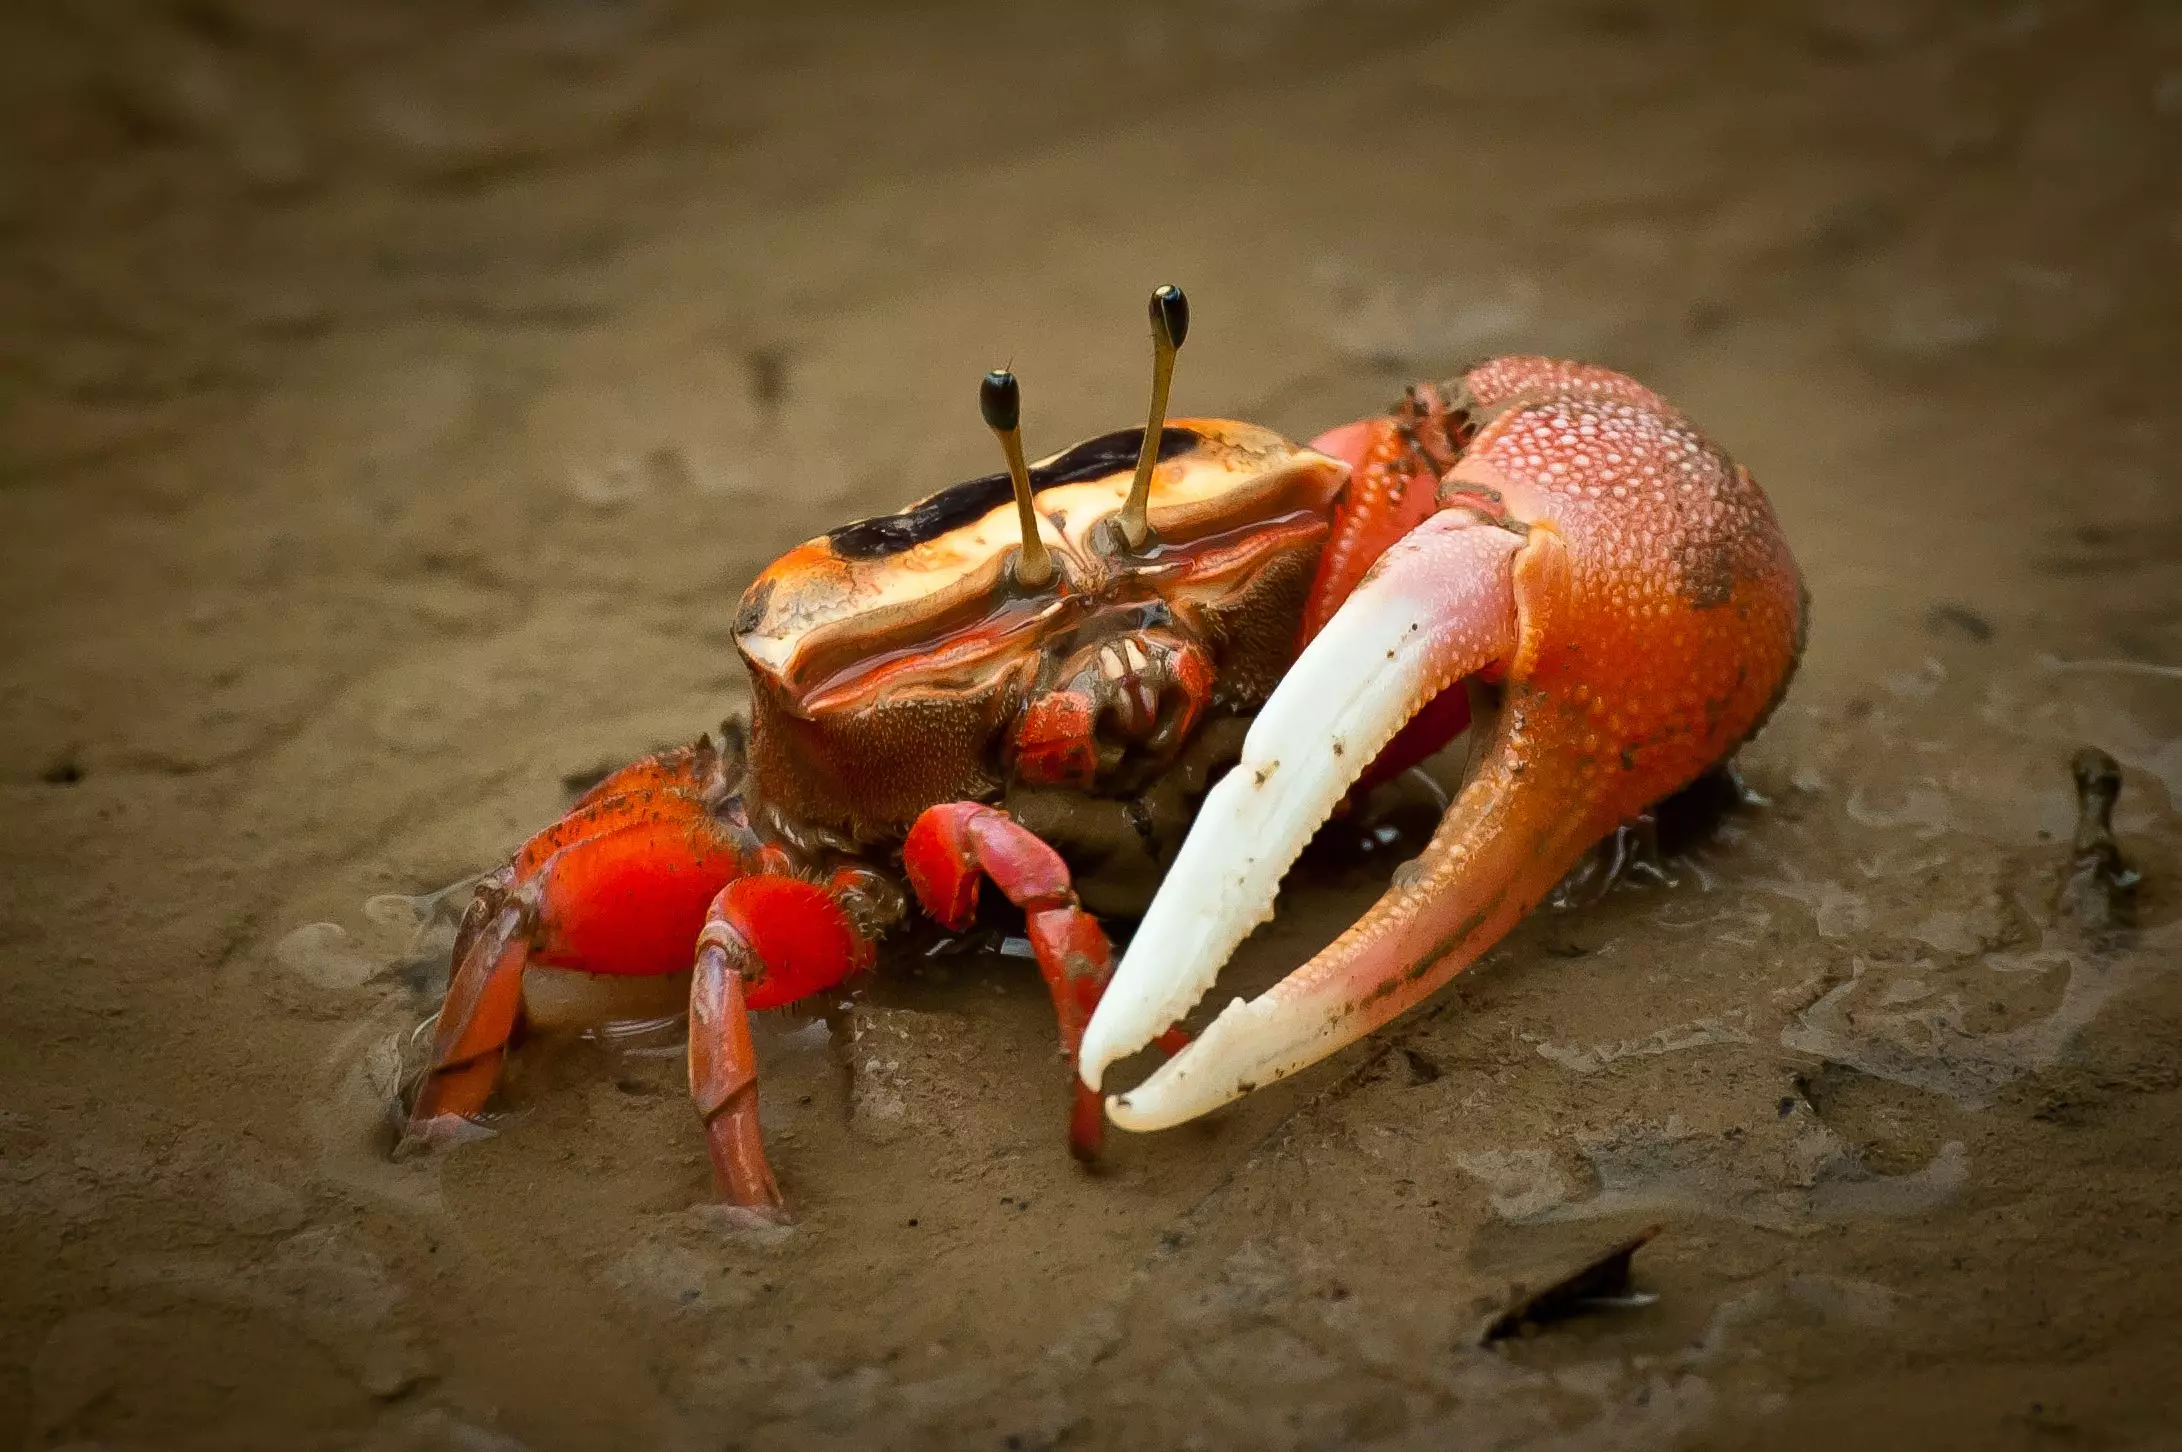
[{"left": 404, "top": 285, "right": 1805, "bottom": 1214}]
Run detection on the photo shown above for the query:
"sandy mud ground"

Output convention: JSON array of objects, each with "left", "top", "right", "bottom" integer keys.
[{"left": 5, "top": 2, "right": 2182, "bottom": 1448}]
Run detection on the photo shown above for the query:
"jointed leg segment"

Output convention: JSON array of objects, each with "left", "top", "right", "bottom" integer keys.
[
  {"left": 689, "top": 874, "right": 868, "bottom": 1208},
  {"left": 903, "top": 801, "right": 1184, "bottom": 1160},
  {"left": 405, "top": 742, "right": 757, "bottom": 1153},
  {"left": 407, "top": 870, "right": 531, "bottom": 1134}
]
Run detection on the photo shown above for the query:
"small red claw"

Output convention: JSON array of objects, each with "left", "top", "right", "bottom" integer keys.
[
  {"left": 902, "top": 802, "right": 986, "bottom": 929},
  {"left": 1012, "top": 691, "right": 1103, "bottom": 789},
  {"left": 1083, "top": 359, "right": 1805, "bottom": 1127},
  {"left": 1024, "top": 904, "right": 1112, "bottom": 1040}
]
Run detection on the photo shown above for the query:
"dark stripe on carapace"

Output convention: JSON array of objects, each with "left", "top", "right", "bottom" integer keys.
[{"left": 826, "top": 426, "right": 1200, "bottom": 560}]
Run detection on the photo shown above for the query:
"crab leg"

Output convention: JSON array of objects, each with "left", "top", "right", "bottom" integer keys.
[
  {"left": 404, "top": 736, "right": 874, "bottom": 1207},
  {"left": 904, "top": 801, "right": 1185, "bottom": 1160},
  {"left": 406, "top": 870, "right": 530, "bottom": 1127},
  {"left": 1076, "top": 511, "right": 1531, "bottom": 1121},
  {"left": 693, "top": 876, "right": 871, "bottom": 1211},
  {"left": 405, "top": 742, "right": 750, "bottom": 1137}
]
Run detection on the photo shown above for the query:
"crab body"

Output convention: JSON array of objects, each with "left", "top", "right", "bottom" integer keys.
[
  {"left": 735, "top": 420, "right": 1340, "bottom": 856},
  {"left": 405, "top": 345, "right": 1804, "bottom": 1214},
  {"left": 406, "top": 419, "right": 1350, "bottom": 1206}
]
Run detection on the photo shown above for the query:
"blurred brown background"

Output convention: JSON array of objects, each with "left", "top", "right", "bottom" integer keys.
[{"left": 4, "top": 2, "right": 2180, "bottom": 1448}]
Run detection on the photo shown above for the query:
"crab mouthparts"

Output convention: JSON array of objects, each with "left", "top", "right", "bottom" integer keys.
[{"left": 1076, "top": 512, "right": 1524, "bottom": 1129}]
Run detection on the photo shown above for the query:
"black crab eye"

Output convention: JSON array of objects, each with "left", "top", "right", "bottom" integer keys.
[
  {"left": 979, "top": 370, "right": 1021, "bottom": 433},
  {"left": 1150, "top": 284, "right": 1189, "bottom": 351}
]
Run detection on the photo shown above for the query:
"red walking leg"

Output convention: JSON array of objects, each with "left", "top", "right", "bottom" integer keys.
[
  {"left": 691, "top": 876, "right": 870, "bottom": 1210},
  {"left": 903, "top": 802, "right": 1186, "bottom": 1161},
  {"left": 406, "top": 869, "right": 530, "bottom": 1133},
  {"left": 405, "top": 739, "right": 750, "bottom": 1139}
]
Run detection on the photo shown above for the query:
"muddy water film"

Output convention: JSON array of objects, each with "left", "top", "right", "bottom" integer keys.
[{"left": 5, "top": 3, "right": 2182, "bottom": 1449}]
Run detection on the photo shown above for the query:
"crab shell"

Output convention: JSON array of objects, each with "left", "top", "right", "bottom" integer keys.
[{"left": 730, "top": 421, "right": 1351, "bottom": 843}]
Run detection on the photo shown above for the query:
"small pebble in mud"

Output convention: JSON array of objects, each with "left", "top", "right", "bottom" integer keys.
[
  {"left": 2058, "top": 747, "right": 2140, "bottom": 931},
  {"left": 359, "top": 1350, "right": 428, "bottom": 1401},
  {"left": 746, "top": 345, "right": 791, "bottom": 412},
  {"left": 274, "top": 922, "right": 388, "bottom": 996},
  {"left": 1400, "top": 1048, "right": 1443, "bottom": 1084},
  {"left": 1925, "top": 603, "right": 1994, "bottom": 641}
]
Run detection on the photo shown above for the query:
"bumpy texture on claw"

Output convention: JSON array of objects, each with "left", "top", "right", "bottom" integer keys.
[{"left": 1083, "top": 358, "right": 1805, "bottom": 1129}]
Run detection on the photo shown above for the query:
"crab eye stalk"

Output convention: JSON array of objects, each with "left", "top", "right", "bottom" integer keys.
[
  {"left": 981, "top": 368, "right": 1055, "bottom": 589},
  {"left": 1116, "top": 283, "right": 1190, "bottom": 552}
]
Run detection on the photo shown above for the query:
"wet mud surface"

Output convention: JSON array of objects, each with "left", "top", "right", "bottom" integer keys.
[{"left": 5, "top": 2, "right": 2182, "bottom": 1448}]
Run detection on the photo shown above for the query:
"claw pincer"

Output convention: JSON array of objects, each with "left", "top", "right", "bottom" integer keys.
[{"left": 1082, "top": 359, "right": 1806, "bottom": 1128}]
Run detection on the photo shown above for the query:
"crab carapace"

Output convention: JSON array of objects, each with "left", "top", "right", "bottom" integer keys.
[{"left": 404, "top": 287, "right": 1806, "bottom": 1213}]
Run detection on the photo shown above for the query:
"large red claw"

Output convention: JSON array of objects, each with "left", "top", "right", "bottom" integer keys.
[{"left": 1080, "top": 359, "right": 1804, "bottom": 1128}]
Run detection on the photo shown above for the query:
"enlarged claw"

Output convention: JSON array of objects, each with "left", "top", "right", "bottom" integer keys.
[{"left": 1081, "top": 358, "right": 1805, "bottom": 1130}]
